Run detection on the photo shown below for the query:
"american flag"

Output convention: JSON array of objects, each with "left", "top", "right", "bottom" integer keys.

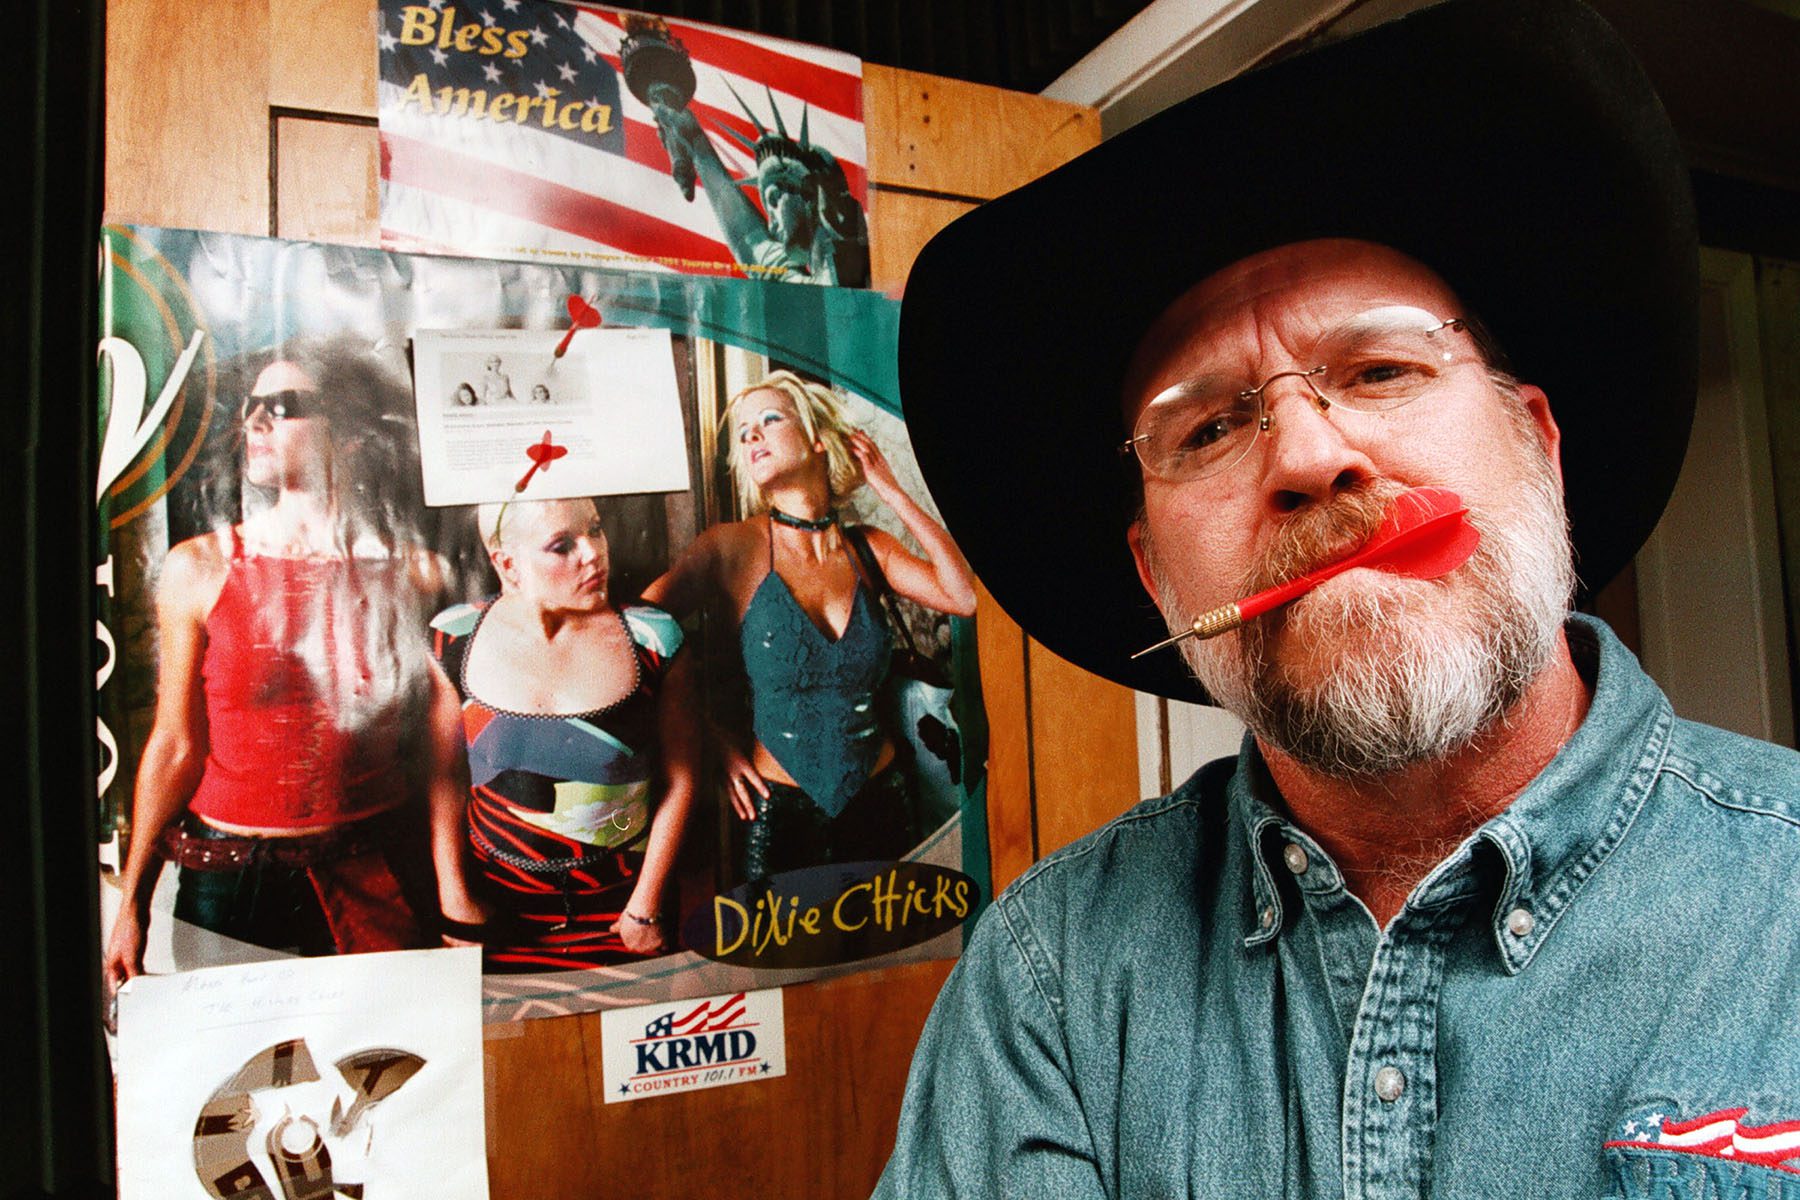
[
  {"left": 1610, "top": 1107, "right": 1800, "bottom": 1172},
  {"left": 640, "top": 992, "right": 750, "bottom": 1040},
  {"left": 377, "top": 0, "right": 868, "bottom": 277}
]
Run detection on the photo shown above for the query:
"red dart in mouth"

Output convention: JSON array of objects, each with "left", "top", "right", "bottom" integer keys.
[{"left": 1132, "top": 486, "right": 1482, "bottom": 659}]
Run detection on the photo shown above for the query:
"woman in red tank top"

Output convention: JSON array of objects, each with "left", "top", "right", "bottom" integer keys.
[{"left": 103, "top": 344, "right": 481, "bottom": 996}]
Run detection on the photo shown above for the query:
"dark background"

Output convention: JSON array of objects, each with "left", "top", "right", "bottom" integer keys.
[{"left": 10, "top": 2, "right": 106, "bottom": 1198}]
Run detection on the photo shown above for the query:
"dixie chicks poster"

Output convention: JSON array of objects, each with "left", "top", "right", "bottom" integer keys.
[{"left": 95, "top": 225, "right": 984, "bottom": 1021}]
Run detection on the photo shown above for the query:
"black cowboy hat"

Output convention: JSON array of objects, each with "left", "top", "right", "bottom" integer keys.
[{"left": 898, "top": 0, "right": 1697, "bottom": 704}]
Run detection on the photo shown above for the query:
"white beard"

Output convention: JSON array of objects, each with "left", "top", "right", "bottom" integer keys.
[{"left": 1146, "top": 446, "right": 1574, "bottom": 780}]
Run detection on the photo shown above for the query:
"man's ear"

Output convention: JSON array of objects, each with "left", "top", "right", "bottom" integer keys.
[
  {"left": 1126, "top": 517, "right": 1161, "bottom": 605},
  {"left": 1519, "top": 384, "right": 1563, "bottom": 485}
]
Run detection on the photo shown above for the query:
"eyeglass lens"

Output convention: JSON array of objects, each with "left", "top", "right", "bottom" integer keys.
[{"left": 1128, "top": 306, "right": 1471, "bottom": 482}]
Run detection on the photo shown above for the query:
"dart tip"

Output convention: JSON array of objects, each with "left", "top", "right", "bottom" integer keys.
[
  {"left": 1131, "top": 629, "right": 1194, "bottom": 659},
  {"left": 1131, "top": 603, "right": 1245, "bottom": 660}
]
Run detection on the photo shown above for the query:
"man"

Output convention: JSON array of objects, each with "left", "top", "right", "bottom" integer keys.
[{"left": 877, "top": 1, "right": 1800, "bottom": 1196}]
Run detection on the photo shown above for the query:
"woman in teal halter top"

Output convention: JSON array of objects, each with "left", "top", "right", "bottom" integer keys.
[{"left": 643, "top": 371, "right": 978, "bottom": 881}]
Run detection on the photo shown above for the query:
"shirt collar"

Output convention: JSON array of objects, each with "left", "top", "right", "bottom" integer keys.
[{"left": 1230, "top": 614, "right": 1674, "bottom": 968}]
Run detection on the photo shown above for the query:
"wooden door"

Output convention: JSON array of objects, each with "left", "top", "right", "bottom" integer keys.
[{"left": 104, "top": 5, "right": 1133, "bottom": 1191}]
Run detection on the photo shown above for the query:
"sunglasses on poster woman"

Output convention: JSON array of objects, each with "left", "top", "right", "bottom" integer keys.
[{"left": 238, "top": 389, "right": 321, "bottom": 424}]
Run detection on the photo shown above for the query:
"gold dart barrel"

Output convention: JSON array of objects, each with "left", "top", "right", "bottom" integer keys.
[{"left": 1190, "top": 603, "right": 1244, "bottom": 639}]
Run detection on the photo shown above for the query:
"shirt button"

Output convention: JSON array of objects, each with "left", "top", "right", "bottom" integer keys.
[
  {"left": 1505, "top": 907, "right": 1536, "bottom": 938},
  {"left": 1374, "top": 1066, "right": 1406, "bottom": 1103},
  {"left": 1282, "top": 843, "right": 1310, "bottom": 875},
  {"left": 1259, "top": 906, "right": 1276, "bottom": 930}
]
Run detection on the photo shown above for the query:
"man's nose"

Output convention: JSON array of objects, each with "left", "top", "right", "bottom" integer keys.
[{"left": 1256, "top": 379, "right": 1375, "bottom": 513}]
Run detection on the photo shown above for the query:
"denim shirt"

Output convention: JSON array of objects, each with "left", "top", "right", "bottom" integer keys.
[{"left": 876, "top": 616, "right": 1800, "bottom": 1199}]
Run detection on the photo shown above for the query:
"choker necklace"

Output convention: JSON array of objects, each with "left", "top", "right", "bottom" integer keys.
[{"left": 769, "top": 507, "right": 837, "bottom": 532}]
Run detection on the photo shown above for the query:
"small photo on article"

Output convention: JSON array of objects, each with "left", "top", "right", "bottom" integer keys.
[{"left": 439, "top": 351, "right": 586, "bottom": 411}]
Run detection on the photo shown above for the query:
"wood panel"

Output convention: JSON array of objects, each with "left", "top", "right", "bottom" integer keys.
[
  {"left": 275, "top": 118, "right": 380, "bottom": 245},
  {"left": 863, "top": 63, "right": 1099, "bottom": 199},
  {"left": 105, "top": 0, "right": 270, "bottom": 232},
  {"left": 480, "top": 960, "right": 952, "bottom": 1197},
  {"left": 974, "top": 584, "right": 1034, "bottom": 895},
  {"left": 867, "top": 189, "right": 973, "bottom": 296},
  {"left": 635, "top": 962, "right": 945, "bottom": 1196},
  {"left": 483, "top": 1018, "right": 606, "bottom": 1195},
  {"left": 270, "top": 0, "right": 379, "bottom": 116},
  {"left": 1026, "top": 641, "right": 1143, "bottom": 858}
]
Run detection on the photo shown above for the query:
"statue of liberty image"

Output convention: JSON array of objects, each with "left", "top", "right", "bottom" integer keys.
[{"left": 621, "top": 15, "right": 871, "bottom": 288}]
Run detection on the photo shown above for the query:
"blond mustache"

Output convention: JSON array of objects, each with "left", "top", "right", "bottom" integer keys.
[{"left": 1246, "top": 480, "right": 1409, "bottom": 599}]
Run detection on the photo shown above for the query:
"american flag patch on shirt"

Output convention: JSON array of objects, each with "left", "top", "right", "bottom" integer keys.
[{"left": 1607, "top": 1105, "right": 1800, "bottom": 1172}]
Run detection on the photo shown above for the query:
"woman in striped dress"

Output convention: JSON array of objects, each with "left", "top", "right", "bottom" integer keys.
[{"left": 429, "top": 496, "right": 698, "bottom": 971}]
